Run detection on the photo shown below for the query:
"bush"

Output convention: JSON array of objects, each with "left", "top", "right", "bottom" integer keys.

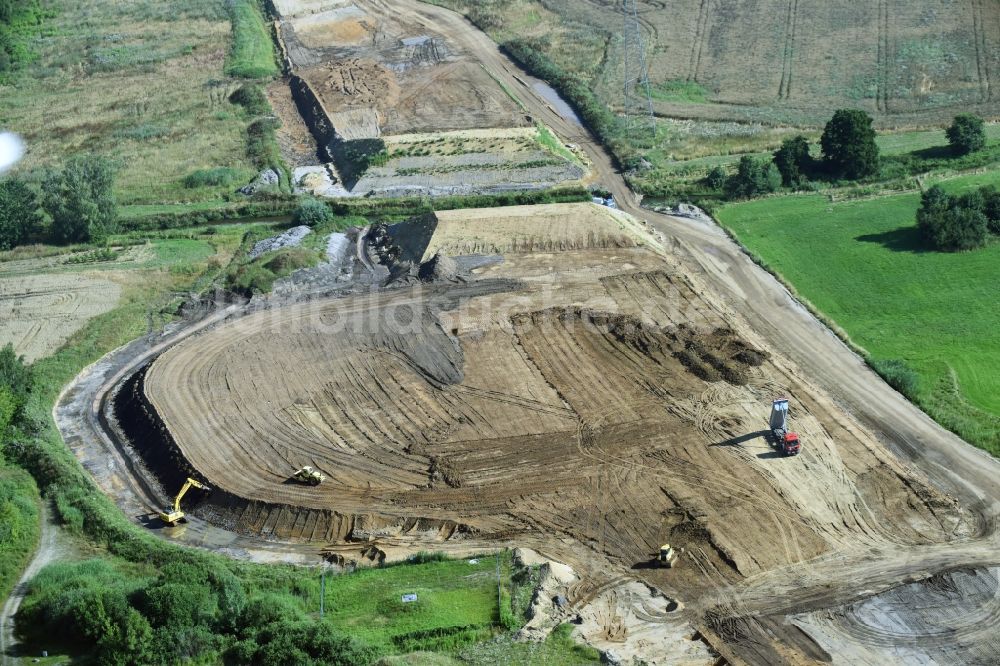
[
  {"left": 703, "top": 166, "right": 726, "bottom": 191},
  {"left": 230, "top": 84, "right": 270, "bottom": 117},
  {"left": 42, "top": 155, "right": 118, "bottom": 244},
  {"left": 724, "top": 155, "right": 780, "bottom": 200},
  {"left": 917, "top": 185, "right": 990, "bottom": 251},
  {"left": 183, "top": 168, "right": 244, "bottom": 189},
  {"left": 0, "top": 176, "right": 42, "bottom": 250},
  {"left": 292, "top": 198, "right": 333, "bottom": 226},
  {"left": 821, "top": 109, "right": 880, "bottom": 180},
  {"left": 772, "top": 135, "right": 813, "bottom": 188},
  {"left": 946, "top": 114, "right": 986, "bottom": 156},
  {"left": 0, "top": 343, "right": 31, "bottom": 418},
  {"left": 246, "top": 117, "right": 282, "bottom": 171}
]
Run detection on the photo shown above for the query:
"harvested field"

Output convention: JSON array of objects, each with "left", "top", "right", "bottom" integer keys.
[
  {"left": 138, "top": 204, "right": 971, "bottom": 606},
  {"left": 447, "top": 0, "right": 1000, "bottom": 127},
  {"left": 0, "top": 273, "right": 121, "bottom": 363}
]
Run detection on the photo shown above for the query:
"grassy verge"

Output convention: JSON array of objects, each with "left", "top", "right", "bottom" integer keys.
[
  {"left": 0, "top": 466, "right": 40, "bottom": 604},
  {"left": 715, "top": 170, "right": 1000, "bottom": 454},
  {"left": 225, "top": 0, "right": 278, "bottom": 79}
]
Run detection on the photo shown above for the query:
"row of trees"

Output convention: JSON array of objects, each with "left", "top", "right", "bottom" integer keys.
[
  {"left": 714, "top": 109, "right": 881, "bottom": 200},
  {"left": 714, "top": 111, "right": 990, "bottom": 201},
  {"left": 0, "top": 155, "right": 117, "bottom": 250},
  {"left": 917, "top": 184, "right": 1000, "bottom": 252}
]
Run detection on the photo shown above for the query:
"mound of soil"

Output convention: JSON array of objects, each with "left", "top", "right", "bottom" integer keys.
[{"left": 417, "top": 252, "right": 460, "bottom": 282}]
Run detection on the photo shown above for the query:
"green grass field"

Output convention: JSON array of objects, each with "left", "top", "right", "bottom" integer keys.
[
  {"left": 0, "top": 0, "right": 275, "bottom": 207},
  {"left": 319, "top": 557, "right": 500, "bottom": 653},
  {"left": 716, "top": 171, "right": 1000, "bottom": 454}
]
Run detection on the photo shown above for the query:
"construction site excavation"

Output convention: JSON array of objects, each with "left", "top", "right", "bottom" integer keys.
[
  {"left": 271, "top": 0, "right": 588, "bottom": 197},
  {"left": 103, "top": 200, "right": 1000, "bottom": 664}
]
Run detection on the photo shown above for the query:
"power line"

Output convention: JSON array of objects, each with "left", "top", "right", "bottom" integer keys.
[{"left": 622, "top": 0, "right": 656, "bottom": 139}]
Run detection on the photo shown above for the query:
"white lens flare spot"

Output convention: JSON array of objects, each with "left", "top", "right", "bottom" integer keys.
[{"left": 0, "top": 132, "right": 25, "bottom": 174}]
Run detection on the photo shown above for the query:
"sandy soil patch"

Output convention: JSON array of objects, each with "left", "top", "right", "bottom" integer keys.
[
  {"left": 418, "top": 203, "right": 663, "bottom": 261},
  {"left": 272, "top": 0, "right": 352, "bottom": 19}
]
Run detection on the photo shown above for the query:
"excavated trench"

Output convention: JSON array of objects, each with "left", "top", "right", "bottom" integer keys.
[{"left": 111, "top": 360, "right": 468, "bottom": 545}]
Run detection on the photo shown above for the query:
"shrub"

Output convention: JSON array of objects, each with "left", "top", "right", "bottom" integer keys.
[
  {"left": 183, "top": 168, "right": 243, "bottom": 189},
  {"left": 821, "top": 109, "right": 880, "bottom": 180},
  {"left": 917, "top": 185, "right": 989, "bottom": 251},
  {"left": 0, "top": 177, "right": 42, "bottom": 250},
  {"left": 772, "top": 135, "right": 814, "bottom": 187},
  {"left": 724, "top": 155, "right": 780, "bottom": 199},
  {"left": 292, "top": 198, "right": 333, "bottom": 226},
  {"left": 703, "top": 166, "right": 726, "bottom": 191},
  {"left": 981, "top": 185, "right": 1000, "bottom": 234},
  {"left": 946, "top": 114, "right": 986, "bottom": 156},
  {"left": 229, "top": 84, "right": 269, "bottom": 117},
  {"left": 41, "top": 155, "right": 118, "bottom": 244}
]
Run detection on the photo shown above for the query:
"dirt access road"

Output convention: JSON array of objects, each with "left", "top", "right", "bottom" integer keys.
[{"left": 396, "top": 0, "right": 1000, "bottom": 649}]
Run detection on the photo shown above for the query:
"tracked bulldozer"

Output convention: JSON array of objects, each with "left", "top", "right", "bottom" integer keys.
[{"left": 657, "top": 544, "right": 678, "bottom": 568}]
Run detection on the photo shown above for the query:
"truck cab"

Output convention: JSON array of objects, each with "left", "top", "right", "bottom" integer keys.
[{"left": 780, "top": 431, "right": 801, "bottom": 456}]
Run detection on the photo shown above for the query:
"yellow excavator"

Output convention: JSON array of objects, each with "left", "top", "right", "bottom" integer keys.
[{"left": 159, "top": 477, "right": 210, "bottom": 525}]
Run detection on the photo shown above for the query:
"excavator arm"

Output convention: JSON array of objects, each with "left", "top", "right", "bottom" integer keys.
[
  {"left": 159, "top": 477, "right": 210, "bottom": 525},
  {"left": 172, "top": 477, "right": 208, "bottom": 513}
]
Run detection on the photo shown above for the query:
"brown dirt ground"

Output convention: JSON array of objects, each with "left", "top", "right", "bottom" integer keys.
[
  {"left": 143, "top": 206, "right": 973, "bottom": 611},
  {"left": 282, "top": 0, "right": 529, "bottom": 135},
  {"left": 265, "top": 80, "right": 320, "bottom": 167}
]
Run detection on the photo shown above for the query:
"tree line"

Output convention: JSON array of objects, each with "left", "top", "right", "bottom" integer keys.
[
  {"left": 0, "top": 155, "right": 118, "bottom": 250},
  {"left": 709, "top": 111, "right": 990, "bottom": 202}
]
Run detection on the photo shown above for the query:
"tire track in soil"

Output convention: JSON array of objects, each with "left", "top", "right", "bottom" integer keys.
[
  {"left": 972, "top": 0, "right": 992, "bottom": 102},
  {"left": 688, "top": 0, "right": 711, "bottom": 82},
  {"left": 777, "top": 0, "right": 799, "bottom": 99},
  {"left": 876, "top": 0, "right": 891, "bottom": 113}
]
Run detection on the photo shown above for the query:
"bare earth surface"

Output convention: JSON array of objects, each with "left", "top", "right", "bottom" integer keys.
[
  {"left": 49, "top": 1, "right": 1000, "bottom": 663},
  {"left": 281, "top": 0, "right": 528, "bottom": 135}
]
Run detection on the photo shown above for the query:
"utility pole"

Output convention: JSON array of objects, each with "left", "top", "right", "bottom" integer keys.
[{"left": 622, "top": 0, "right": 656, "bottom": 139}]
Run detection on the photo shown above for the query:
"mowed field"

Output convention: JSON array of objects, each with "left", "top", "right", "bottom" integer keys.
[
  {"left": 716, "top": 171, "right": 1000, "bottom": 454},
  {"left": 438, "top": 0, "right": 1000, "bottom": 128},
  {"left": 0, "top": 273, "right": 121, "bottom": 364}
]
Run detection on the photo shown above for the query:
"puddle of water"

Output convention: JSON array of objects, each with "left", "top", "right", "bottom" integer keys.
[{"left": 532, "top": 82, "right": 583, "bottom": 127}]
